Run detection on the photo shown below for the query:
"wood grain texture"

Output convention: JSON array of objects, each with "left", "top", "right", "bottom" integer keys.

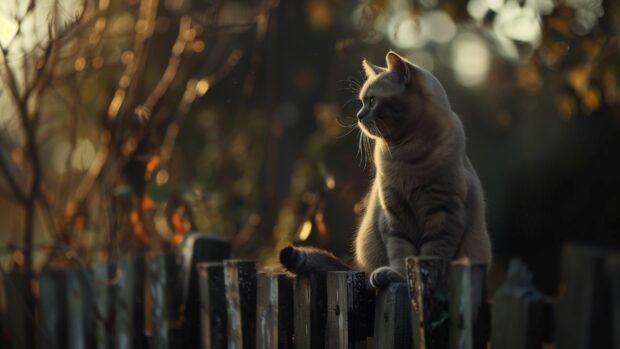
[
  {"left": 406, "top": 256, "right": 449, "bottom": 349},
  {"left": 373, "top": 283, "right": 412, "bottom": 349},
  {"left": 325, "top": 271, "right": 369, "bottom": 349},
  {"left": 197, "top": 262, "right": 227, "bottom": 349},
  {"left": 256, "top": 273, "right": 293, "bottom": 349},
  {"left": 448, "top": 260, "right": 488, "bottom": 349},
  {"left": 294, "top": 272, "right": 328, "bottom": 349},
  {"left": 224, "top": 260, "right": 257, "bottom": 349},
  {"left": 178, "top": 233, "right": 231, "bottom": 348}
]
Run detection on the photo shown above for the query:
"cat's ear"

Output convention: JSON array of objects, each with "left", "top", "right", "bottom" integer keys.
[
  {"left": 362, "top": 59, "right": 384, "bottom": 78},
  {"left": 386, "top": 51, "right": 410, "bottom": 84}
]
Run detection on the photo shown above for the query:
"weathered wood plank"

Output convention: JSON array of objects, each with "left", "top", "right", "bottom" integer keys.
[
  {"left": 149, "top": 252, "right": 182, "bottom": 349},
  {"left": 491, "top": 259, "right": 544, "bottom": 349},
  {"left": 37, "top": 270, "right": 68, "bottom": 349},
  {"left": 197, "top": 262, "right": 227, "bottom": 349},
  {"left": 256, "top": 273, "right": 294, "bottom": 349},
  {"left": 406, "top": 256, "right": 449, "bottom": 349},
  {"left": 373, "top": 282, "right": 412, "bottom": 349},
  {"left": 294, "top": 272, "right": 328, "bottom": 349},
  {"left": 93, "top": 264, "right": 115, "bottom": 349},
  {"left": 4, "top": 272, "right": 28, "bottom": 349},
  {"left": 556, "top": 244, "right": 611, "bottom": 349},
  {"left": 115, "top": 255, "right": 147, "bottom": 349},
  {"left": 224, "top": 260, "right": 257, "bottom": 349},
  {"left": 67, "top": 266, "right": 96, "bottom": 349},
  {"left": 448, "top": 260, "right": 488, "bottom": 349},
  {"left": 325, "top": 271, "right": 368, "bottom": 349},
  {"left": 178, "top": 233, "right": 231, "bottom": 348}
]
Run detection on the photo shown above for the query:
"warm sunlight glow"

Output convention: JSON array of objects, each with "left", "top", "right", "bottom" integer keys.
[
  {"left": 298, "top": 220, "right": 312, "bottom": 241},
  {"left": 0, "top": 14, "right": 17, "bottom": 48}
]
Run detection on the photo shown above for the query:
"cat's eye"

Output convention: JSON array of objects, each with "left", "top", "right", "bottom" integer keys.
[{"left": 367, "top": 96, "right": 376, "bottom": 107}]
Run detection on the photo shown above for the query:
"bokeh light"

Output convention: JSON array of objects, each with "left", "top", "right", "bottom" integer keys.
[{"left": 451, "top": 32, "right": 491, "bottom": 87}]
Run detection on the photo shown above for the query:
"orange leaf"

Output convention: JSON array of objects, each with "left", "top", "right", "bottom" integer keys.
[
  {"left": 130, "top": 210, "right": 140, "bottom": 225},
  {"left": 146, "top": 155, "right": 161, "bottom": 175},
  {"left": 172, "top": 212, "right": 184, "bottom": 234},
  {"left": 74, "top": 215, "right": 87, "bottom": 230},
  {"left": 582, "top": 88, "right": 600, "bottom": 113},
  {"left": 135, "top": 231, "right": 150, "bottom": 245},
  {"left": 141, "top": 196, "right": 155, "bottom": 211},
  {"left": 315, "top": 213, "right": 328, "bottom": 236},
  {"left": 170, "top": 234, "right": 183, "bottom": 248}
]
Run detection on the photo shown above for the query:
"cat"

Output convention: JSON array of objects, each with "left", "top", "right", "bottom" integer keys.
[{"left": 280, "top": 51, "right": 492, "bottom": 288}]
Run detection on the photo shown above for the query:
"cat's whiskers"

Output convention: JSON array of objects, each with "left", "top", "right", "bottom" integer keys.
[
  {"left": 375, "top": 119, "right": 393, "bottom": 159},
  {"left": 356, "top": 130, "right": 364, "bottom": 166},
  {"left": 362, "top": 131, "right": 373, "bottom": 169}
]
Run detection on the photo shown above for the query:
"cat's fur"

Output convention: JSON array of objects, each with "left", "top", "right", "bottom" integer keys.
[{"left": 280, "top": 52, "right": 492, "bottom": 288}]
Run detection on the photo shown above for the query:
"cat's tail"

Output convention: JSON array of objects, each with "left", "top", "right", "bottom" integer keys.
[{"left": 279, "top": 245, "right": 350, "bottom": 274}]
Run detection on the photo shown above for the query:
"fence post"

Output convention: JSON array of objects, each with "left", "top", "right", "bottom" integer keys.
[
  {"left": 373, "top": 282, "right": 412, "bottom": 348},
  {"left": 149, "top": 252, "right": 182, "bottom": 349},
  {"left": 608, "top": 253, "right": 620, "bottom": 349},
  {"left": 406, "top": 256, "right": 449, "bottom": 349},
  {"left": 115, "top": 255, "right": 147, "bottom": 349},
  {"left": 325, "top": 271, "right": 369, "bottom": 349},
  {"left": 37, "top": 270, "right": 68, "bottom": 349},
  {"left": 67, "top": 266, "right": 96, "bottom": 349},
  {"left": 94, "top": 263, "right": 115, "bottom": 349},
  {"left": 294, "top": 272, "right": 328, "bottom": 349},
  {"left": 224, "top": 260, "right": 257, "bottom": 349},
  {"left": 256, "top": 273, "right": 294, "bottom": 349},
  {"left": 556, "top": 244, "right": 611, "bottom": 349},
  {"left": 5, "top": 271, "right": 28, "bottom": 349},
  {"left": 197, "top": 262, "right": 227, "bottom": 349},
  {"left": 448, "top": 259, "right": 487, "bottom": 349},
  {"left": 491, "top": 259, "right": 544, "bottom": 349},
  {"left": 178, "top": 233, "right": 231, "bottom": 348}
]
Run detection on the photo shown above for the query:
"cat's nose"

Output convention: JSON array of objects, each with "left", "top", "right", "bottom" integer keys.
[{"left": 356, "top": 109, "right": 367, "bottom": 121}]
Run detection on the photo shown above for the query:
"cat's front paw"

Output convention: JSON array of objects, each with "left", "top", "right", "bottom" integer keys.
[{"left": 370, "top": 266, "right": 405, "bottom": 288}]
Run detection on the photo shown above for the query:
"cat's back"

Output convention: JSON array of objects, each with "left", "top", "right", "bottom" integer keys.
[{"left": 458, "top": 156, "right": 492, "bottom": 264}]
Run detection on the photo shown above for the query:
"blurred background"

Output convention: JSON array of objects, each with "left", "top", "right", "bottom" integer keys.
[{"left": 0, "top": 0, "right": 618, "bottom": 296}]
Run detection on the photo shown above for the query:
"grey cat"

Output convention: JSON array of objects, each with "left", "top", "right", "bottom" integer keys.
[{"left": 280, "top": 51, "right": 492, "bottom": 288}]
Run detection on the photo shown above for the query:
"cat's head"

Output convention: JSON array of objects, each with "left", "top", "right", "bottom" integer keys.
[{"left": 357, "top": 51, "right": 451, "bottom": 143}]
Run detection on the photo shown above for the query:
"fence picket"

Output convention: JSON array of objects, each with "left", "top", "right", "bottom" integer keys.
[
  {"left": 325, "top": 271, "right": 368, "bottom": 349},
  {"left": 67, "top": 267, "right": 96, "bottom": 349},
  {"left": 149, "top": 252, "right": 182, "bottom": 349},
  {"left": 294, "top": 272, "right": 328, "bottom": 349},
  {"left": 224, "top": 260, "right": 257, "bottom": 349},
  {"left": 448, "top": 260, "right": 488, "bottom": 349},
  {"left": 115, "top": 255, "right": 147, "bottom": 349},
  {"left": 373, "top": 282, "right": 411, "bottom": 348},
  {"left": 94, "top": 264, "right": 115, "bottom": 349},
  {"left": 256, "top": 273, "right": 294, "bottom": 349},
  {"left": 178, "top": 233, "right": 231, "bottom": 348},
  {"left": 197, "top": 262, "right": 227, "bottom": 349},
  {"left": 1, "top": 242, "right": 618, "bottom": 348},
  {"left": 5, "top": 272, "right": 28, "bottom": 349},
  {"left": 37, "top": 270, "right": 68, "bottom": 349},
  {"left": 556, "top": 245, "right": 611, "bottom": 349},
  {"left": 406, "top": 257, "right": 449, "bottom": 349},
  {"left": 491, "top": 259, "right": 544, "bottom": 349}
]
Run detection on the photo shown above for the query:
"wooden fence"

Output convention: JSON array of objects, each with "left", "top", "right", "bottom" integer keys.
[{"left": 1, "top": 233, "right": 619, "bottom": 349}]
